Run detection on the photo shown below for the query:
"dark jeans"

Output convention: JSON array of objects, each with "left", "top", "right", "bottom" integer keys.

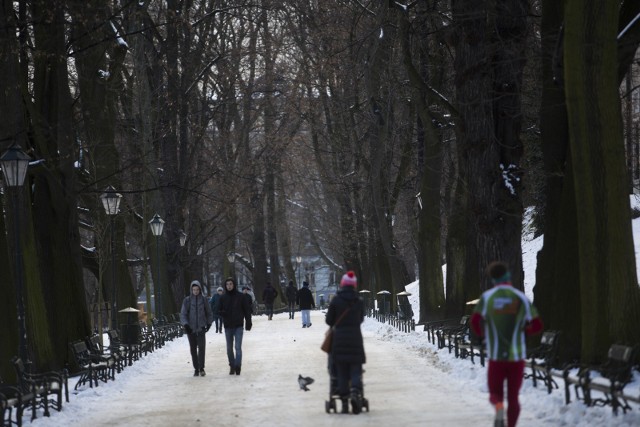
[
  {"left": 288, "top": 302, "right": 295, "bottom": 318},
  {"left": 265, "top": 303, "right": 274, "bottom": 318},
  {"left": 186, "top": 331, "right": 206, "bottom": 370},
  {"left": 213, "top": 315, "right": 222, "bottom": 331},
  {"left": 225, "top": 326, "right": 244, "bottom": 367},
  {"left": 336, "top": 362, "right": 363, "bottom": 397}
]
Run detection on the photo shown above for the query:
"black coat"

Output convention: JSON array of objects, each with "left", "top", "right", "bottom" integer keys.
[
  {"left": 325, "top": 288, "right": 365, "bottom": 364},
  {"left": 217, "top": 288, "right": 252, "bottom": 329},
  {"left": 262, "top": 285, "right": 278, "bottom": 304},
  {"left": 285, "top": 284, "right": 298, "bottom": 304},
  {"left": 296, "top": 286, "right": 315, "bottom": 310}
]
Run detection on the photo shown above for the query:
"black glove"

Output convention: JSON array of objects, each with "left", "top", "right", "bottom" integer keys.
[
  {"left": 184, "top": 324, "right": 192, "bottom": 334},
  {"left": 205, "top": 324, "right": 211, "bottom": 332},
  {"left": 245, "top": 322, "right": 252, "bottom": 331}
]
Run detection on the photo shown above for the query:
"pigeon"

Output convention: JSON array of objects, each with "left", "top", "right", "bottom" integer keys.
[{"left": 298, "top": 374, "right": 314, "bottom": 391}]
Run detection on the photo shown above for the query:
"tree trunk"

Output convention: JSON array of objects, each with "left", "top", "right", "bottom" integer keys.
[{"left": 564, "top": 0, "right": 640, "bottom": 361}]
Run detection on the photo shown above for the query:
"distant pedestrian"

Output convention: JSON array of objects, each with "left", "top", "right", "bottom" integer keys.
[
  {"left": 296, "top": 281, "right": 315, "bottom": 328},
  {"left": 325, "top": 271, "right": 365, "bottom": 414},
  {"left": 285, "top": 280, "right": 298, "bottom": 319},
  {"left": 243, "top": 286, "right": 255, "bottom": 314},
  {"left": 209, "top": 287, "right": 224, "bottom": 333},
  {"left": 217, "top": 277, "right": 253, "bottom": 375},
  {"left": 470, "top": 261, "right": 543, "bottom": 427},
  {"left": 262, "top": 281, "right": 278, "bottom": 320},
  {"left": 180, "top": 280, "right": 214, "bottom": 377}
]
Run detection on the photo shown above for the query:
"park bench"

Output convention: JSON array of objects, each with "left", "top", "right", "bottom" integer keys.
[
  {"left": 138, "top": 323, "right": 157, "bottom": 354},
  {"left": 524, "top": 330, "right": 563, "bottom": 393},
  {"left": 0, "top": 383, "right": 24, "bottom": 427},
  {"left": 11, "top": 357, "right": 67, "bottom": 420},
  {"left": 69, "top": 340, "right": 113, "bottom": 389},
  {"left": 107, "top": 329, "right": 143, "bottom": 366},
  {"left": 563, "top": 344, "right": 637, "bottom": 414},
  {"left": 613, "top": 364, "right": 640, "bottom": 414},
  {"left": 86, "top": 334, "right": 124, "bottom": 374},
  {"left": 166, "top": 313, "right": 184, "bottom": 339},
  {"left": 454, "top": 327, "right": 485, "bottom": 366},
  {"left": 423, "top": 318, "right": 460, "bottom": 345},
  {"left": 436, "top": 315, "right": 469, "bottom": 352}
]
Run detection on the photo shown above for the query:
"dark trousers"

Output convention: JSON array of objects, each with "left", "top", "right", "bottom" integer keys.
[
  {"left": 214, "top": 315, "right": 222, "bottom": 332},
  {"left": 187, "top": 331, "right": 206, "bottom": 370},
  {"left": 265, "top": 303, "right": 274, "bottom": 318},
  {"left": 288, "top": 302, "right": 295, "bottom": 318},
  {"left": 336, "top": 362, "right": 363, "bottom": 397}
]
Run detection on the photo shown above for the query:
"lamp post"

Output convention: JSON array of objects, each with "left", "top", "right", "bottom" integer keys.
[
  {"left": 295, "top": 256, "right": 302, "bottom": 289},
  {"left": 179, "top": 230, "right": 187, "bottom": 296},
  {"left": 1, "top": 143, "right": 31, "bottom": 363},
  {"left": 149, "top": 214, "right": 164, "bottom": 320},
  {"left": 100, "top": 186, "right": 123, "bottom": 330}
]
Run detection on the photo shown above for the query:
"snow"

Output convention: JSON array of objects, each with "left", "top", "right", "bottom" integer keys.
[{"left": 27, "top": 200, "right": 640, "bottom": 426}]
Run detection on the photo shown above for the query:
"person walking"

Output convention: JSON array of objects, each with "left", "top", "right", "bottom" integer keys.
[
  {"left": 262, "top": 281, "right": 278, "bottom": 320},
  {"left": 217, "top": 277, "right": 253, "bottom": 375},
  {"left": 180, "top": 280, "right": 213, "bottom": 377},
  {"left": 325, "top": 271, "right": 365, "bottom": 414},
  {"left": 470, "top": 261, "right": 543, "bottom": 427},
  {"left": 296, "top": 281, "right": 315, "bottom": 328},
  {"left": 242, "top": 286, "right": 255, "bottom": 314},
  {"left": 209, "top": 287, "right": 224, "bottom": 333},
  {"left": 285, "top": 280, "right": 298, "bottom": 319}
]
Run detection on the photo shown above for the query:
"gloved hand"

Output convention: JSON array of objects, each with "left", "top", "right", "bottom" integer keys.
[
  {"left": 245, "top": 322, "right": 252, "bottom": 331},
  {"left": 206, "top": 324, "right": 211, "bottom": 332},
  {"left": 184, "top": 324, "right": 192, "bottom": 335}
]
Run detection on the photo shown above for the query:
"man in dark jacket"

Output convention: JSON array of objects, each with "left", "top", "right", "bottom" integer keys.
[
  {"left": 325, "top": 271, "right": 365, "bottom": 414},
  {"left": 180, "top": 280, "right": 214, "bottom": 377},
  {"left": 217, "top": 277, "right": 252, "bottom": 375},
  {"left": 296, "top": 281, "right": 315, "bottom": 327},
  {"left": 285, "top": 280, "right": 298, "bottom": 319},
  {"left": 262, "top": 281, "right": 278, "bottom": 320}
]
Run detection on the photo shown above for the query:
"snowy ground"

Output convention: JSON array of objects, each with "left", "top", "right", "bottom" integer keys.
[
  {"left": 28, "top": 310, "right": 640, "bottom": 427},
  {"left": 25, "top": 197, "right": 640, "bottom": 426}
]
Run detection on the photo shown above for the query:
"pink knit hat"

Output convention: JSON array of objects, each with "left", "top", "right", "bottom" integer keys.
[{"left": 340, "top": 271, "right": 357, "bottom": 288}]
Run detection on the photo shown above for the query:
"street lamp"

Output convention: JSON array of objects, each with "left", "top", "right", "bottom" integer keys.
[
  {"left": 1, "top": 143, "right": 31, "bottom": 363},
  {"left": 179, "top": 230, "right": 187, "bottom": 296},
  {"left": 149, "top": 214, "right": 164, "bottom": 320},
  {"left": 227, "top": 252, "right": 235, "bottom": 263},
  {"left": 100, "top": 186, "right": 122, "bottom": 330},
  {"left": 295, "top": 256, "right": 302, "bottom": 289}
]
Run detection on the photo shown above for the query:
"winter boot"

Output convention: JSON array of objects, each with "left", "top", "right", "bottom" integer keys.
[
  {"left": 340, "top": 398, "right": 349, "bottom": 414},
  {"left": 350, "top": 388, "right": 363, "bottom": 415},
  {"left": 200, "top": 369, "right": 206, "bottom": 377},
  {"left": 194, "top": 369, "right": 199, "bottom": 377},
  {"left": 229, "top": 365, "right": 235, "bottom": 375},
  {"left": 235, "top": 366, "right": 241, "bottom": 375}
]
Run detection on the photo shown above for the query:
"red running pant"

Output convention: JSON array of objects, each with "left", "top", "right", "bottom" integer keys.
[{"left": 487, "top": 360, "right": 524, "bottom": 427}]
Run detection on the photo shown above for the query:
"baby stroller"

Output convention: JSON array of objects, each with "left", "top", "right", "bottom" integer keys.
[{"left": 325, "top": 354, "right": 370, "bottom": 414}]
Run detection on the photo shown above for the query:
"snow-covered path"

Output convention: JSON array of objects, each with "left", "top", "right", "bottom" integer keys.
[{"left": 29, "top": 311, "right": 638, "bottom": 426}]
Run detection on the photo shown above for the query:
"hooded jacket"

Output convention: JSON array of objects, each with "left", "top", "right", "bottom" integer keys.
[{"left": 180, "top": 282, "right": 214, "bottom": 333}]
